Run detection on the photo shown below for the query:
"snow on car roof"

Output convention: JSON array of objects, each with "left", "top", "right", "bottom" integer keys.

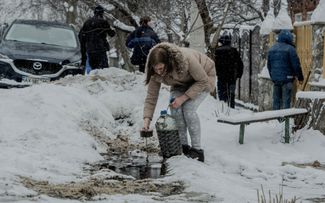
[{"left": 13, "top": 19, "right": 73, "bottom": 29}]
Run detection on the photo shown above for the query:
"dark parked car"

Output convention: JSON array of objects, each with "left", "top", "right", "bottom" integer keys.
[{"left": 0, "top": 19, "right": 83, "bottom": 87}]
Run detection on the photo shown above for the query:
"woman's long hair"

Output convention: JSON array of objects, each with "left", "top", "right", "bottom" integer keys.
[{"left": 145, "top": 47, "right": 173, "bottom": 85}]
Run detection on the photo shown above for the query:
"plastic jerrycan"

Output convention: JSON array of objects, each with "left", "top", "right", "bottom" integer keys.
[{"left": 155, "top": 109, "right": 182, "bottom": 158}]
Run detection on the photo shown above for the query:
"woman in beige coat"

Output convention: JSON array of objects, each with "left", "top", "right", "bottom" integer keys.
[{"left": 142, "top": 42, "right": 216, "bottom": 162}]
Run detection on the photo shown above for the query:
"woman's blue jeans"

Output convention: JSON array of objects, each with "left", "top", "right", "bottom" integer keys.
[{"left": 272, "top": 82, "right": 293, "bottom": 110}]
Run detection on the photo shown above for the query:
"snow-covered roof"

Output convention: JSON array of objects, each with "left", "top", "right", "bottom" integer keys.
[
  {"left": 260, "top": 8, "right": 275, "bottom": 35},
  {"left": 311, "top": 0, "right": 325, "bottom": 22},
  {"left": 272, "top": 1, "right": 293, "bottom": 31}
]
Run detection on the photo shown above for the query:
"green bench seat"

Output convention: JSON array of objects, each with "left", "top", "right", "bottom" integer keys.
[{"left": 217, "top": 108, "right": 309, "bottom": 144}]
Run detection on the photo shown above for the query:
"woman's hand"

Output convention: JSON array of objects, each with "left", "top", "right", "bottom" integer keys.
[
  {"left": 171, "top": 94, "right": 189, "bottom": 108},
  {"left": 143, "top": 118, "right": 151, "bottom": 130}
]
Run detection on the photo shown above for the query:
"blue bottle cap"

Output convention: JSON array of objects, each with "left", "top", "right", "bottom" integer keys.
[{"left": 160, "top": 110, "right": 167, "bottom": 115}]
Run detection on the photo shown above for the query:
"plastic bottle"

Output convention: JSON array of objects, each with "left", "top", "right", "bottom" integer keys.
[{"left": 155, "top": 110, "right": 182, "bottom": 158}]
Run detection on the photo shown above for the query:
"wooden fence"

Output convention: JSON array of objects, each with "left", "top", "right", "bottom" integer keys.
[{"left": 295, "top": 24, "right": 313, "bottom": 91}]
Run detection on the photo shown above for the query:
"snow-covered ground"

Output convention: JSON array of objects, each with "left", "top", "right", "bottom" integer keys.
[{"left": 0, "top": 68, "right": 325, "bottom": 203}]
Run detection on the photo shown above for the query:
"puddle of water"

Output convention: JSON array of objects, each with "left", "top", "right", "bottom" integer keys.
[
  {"left": 95, "top": 152, "right": 166, "bottom": 179},
  {"left": 118, "top": 163, "right": 164, "bottom": 179}
]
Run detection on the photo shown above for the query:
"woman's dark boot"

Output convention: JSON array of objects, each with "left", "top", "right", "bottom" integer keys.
[
  {"left": 188, "top": 148, "right": 204, "bottom": 162},
  {"left": 182, "top": 144, "right": 191, "bottom": 155}
]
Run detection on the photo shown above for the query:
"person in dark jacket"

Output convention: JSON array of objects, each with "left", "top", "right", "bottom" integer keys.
[
  {"left": 126, "top": 16, "right": 160, "bottom": 73},
  {"left": 267, "top": 30, "right": 304, "bottom": 110},
  {"left": 79, "top": 5, "right": 116, "bottom": 71},
  {"left": 214, "top": 34, "right": 243, "bottom": 108}
]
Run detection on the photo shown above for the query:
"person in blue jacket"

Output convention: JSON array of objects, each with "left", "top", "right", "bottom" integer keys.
[
  {"left": 126, "top": 16, "right": 160, "bottom": 73},
  {"left": 267, "top": 30, "right": 304, "bottom": 110}
]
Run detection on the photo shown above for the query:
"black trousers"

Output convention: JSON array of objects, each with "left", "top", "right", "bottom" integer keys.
[
  {"left": 139, "top": 64, "right": 145, "bottom": 73},
  {"left": 88, "top": 52, "right": 109, "bottom": 69},
  {"left": 217, "top": 80, "right": 236, "bottom": 108}
]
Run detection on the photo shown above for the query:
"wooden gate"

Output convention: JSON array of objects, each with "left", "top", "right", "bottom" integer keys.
[{"left": 295, "top": 24, "right": 312, "bottom": 91}]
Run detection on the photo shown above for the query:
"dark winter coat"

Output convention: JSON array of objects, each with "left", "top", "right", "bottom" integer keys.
[
  {"left": 214, "top": 45, "right": 243, "bottom": 83},
  {"left": 126, "top": 26, "right": 160, "bottom": 66},
  {"left": 267, "top": 30, "right": 304, "bottom": 83},
  {"left": 79, "top": 16, "right": 116, "bottom": 66}
]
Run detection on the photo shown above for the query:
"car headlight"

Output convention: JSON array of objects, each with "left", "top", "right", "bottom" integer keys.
[
  {"left": 0, "top": 53, "right": 9, "bottom": 59},
  {"left": 65, "top": 60, "right": 81, "bottom": 68}
]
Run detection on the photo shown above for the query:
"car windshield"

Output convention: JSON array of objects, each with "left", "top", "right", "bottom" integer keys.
[{"left": 5, "top": 23, "right": 77, "bottom": 48}]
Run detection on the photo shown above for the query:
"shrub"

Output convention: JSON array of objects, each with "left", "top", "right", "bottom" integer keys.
[{"left": 257, "top": 184, "right": 301, "bottom": 203}]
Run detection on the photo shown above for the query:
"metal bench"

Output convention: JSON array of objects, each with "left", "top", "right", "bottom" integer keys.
[{"left": 217, "top": 108, "right": 309, "bottom": 144}]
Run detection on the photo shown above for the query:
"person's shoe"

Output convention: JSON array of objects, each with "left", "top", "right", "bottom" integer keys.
[
  {"left": 188, "top": 148, "right": 204, "bottom": 162},
  {"left": 182, "top": 144, "right": 191, "bottom": 156}
]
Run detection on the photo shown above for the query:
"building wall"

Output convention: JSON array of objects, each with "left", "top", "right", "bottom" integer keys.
[
  {"left": 288, "top": 0, "right": 319, "bottom": 22},
  {"left": 188, "top": 0, "right": 205, "bottom": 53}
]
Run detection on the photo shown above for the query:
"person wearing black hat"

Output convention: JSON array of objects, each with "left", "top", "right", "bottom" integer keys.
[
  {"left": 126, "top": 16, "right": 160, "bottom": 73},
  {"left": 214, "top": 34, "right": 243, "bottom": 108},
  {"left": 79, "top": 5, "right": 116, "bottom": 72}
]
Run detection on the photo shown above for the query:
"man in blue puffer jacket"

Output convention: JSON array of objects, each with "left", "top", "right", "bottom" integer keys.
[
  {"left": 267, "top": 30, "right": 304, "bottom": 110},
  {"left": 126, "top": 16, "right": 160, "bottom": 73}
]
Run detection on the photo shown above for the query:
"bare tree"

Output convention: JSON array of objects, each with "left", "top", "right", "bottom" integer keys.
[
  {"left": 193, "top": 0, "right": 265, "bottom": 57},
  {"left": 126, "top": 0, "right": 192, "bottom": 45},
  {"left": 0, "top": 0, "right": 269, "bottom": 72}
]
